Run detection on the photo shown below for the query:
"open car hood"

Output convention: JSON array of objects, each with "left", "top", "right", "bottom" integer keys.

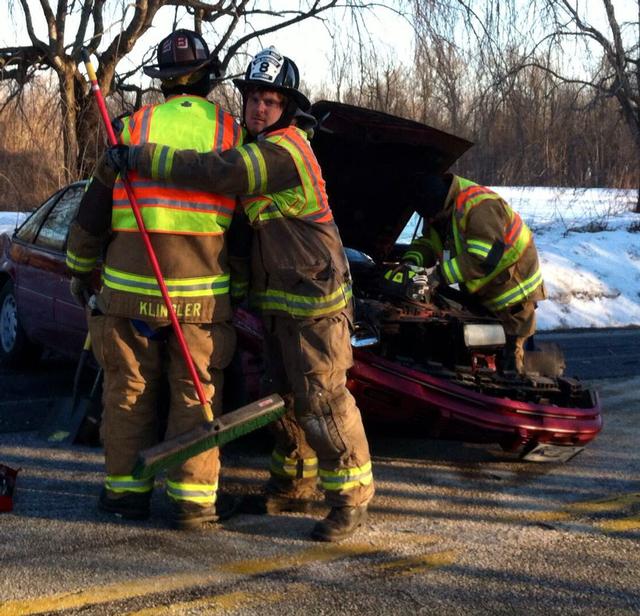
[{"left": 310, "top": 101, "right": 473, "bottom": 261}]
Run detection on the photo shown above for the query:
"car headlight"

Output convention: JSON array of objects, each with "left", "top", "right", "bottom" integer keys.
[{"left": 463, "top": 323, "right": 506, "bottom": 348}]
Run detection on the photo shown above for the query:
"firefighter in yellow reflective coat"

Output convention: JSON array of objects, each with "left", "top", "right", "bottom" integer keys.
[
  {"left": 66, "top": 30, "right": 241, "bottom": 529},
  {"left": 390, "top": 174, "right": 546, "bottom": 373},
  {"left": 110, "top": 47, "right": 374, "bottom": 542}
]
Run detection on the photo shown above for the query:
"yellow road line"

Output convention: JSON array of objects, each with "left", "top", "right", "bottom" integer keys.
[
  {"left": 527, "top": 493, "right": 640, "bottom": 523},
  {"left": 527, "top": 510, "right": 572, "bottom": 523},
  {"left": 565, "top": 493, "right": 640, "bottom": 513},
  {"left": 126, "top": 586, "right": 307, "bottom": 616},
  {"left": 0, "top": 544, "right": 374, "bottom": 616},
  {"left": 374, "top": 550, "right": 457, "bottom": 576},
  {"left": 599, "top": 516, "right": 640, "bottom": 533},
  {"left": 221, "top": 542, "right": 379, "bottom": 576}
]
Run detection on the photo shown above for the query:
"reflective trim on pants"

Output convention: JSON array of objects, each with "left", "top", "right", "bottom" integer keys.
[
  {"left": 166, "top": 479, "right": 218, "bottom": 505},
  {"left": 105, "top": 475, "right": 154, "bottom": 494},
  {"left": 270, "top": 450, "right": 318, "bottom": 479},
  {"left": 318, "top": 460, "right": 373, "bottom": 492}
]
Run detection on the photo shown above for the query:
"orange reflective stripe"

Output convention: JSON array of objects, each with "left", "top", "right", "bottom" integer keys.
[
  {"left": 221, "top": 111, "right": 241, "bottom": 149},
  {"left": 504, "top": 212, "right": 523, "bottom": 245},
  {"left": 113, "top": 177, "right": 235, "bottom": 212},
  {"left": 280, "top": 129, "right": 331, "bottom": 220},
  {"left": 127, "top": 105, "right": 153, "bottom": 144},
  {"left": 455, "top": 185, "right": 491, "bottom": 212}
]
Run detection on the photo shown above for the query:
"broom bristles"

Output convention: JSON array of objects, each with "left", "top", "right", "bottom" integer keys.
[{"left": 132, "top": 395, "right": 285, "bottom": 479}]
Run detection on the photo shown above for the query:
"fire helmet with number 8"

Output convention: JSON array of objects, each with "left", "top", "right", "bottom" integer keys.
[
  {"left": 234, "top": 46, "right": 310, "bottom": 110},
  {"left": 233, "top": 46, "right": 313, "bottom": 134}
]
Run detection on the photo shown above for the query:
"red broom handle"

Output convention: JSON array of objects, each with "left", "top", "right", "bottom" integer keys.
[{"left": 82, "top": 49, "right": 213, "bottom": 423}]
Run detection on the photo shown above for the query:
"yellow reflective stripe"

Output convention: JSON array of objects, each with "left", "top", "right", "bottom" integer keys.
[
  {"left": 103, "top": 265, "right": 229, "bottom": 298},
  {"left": 467, "top": 239, "right": 492, "bottom": 258},
  {"left": 244, "top": 143, "right": 268, "bottom": 194},
  {"left": 403, "top": 251, "right": 423, "bottom": 266},
  {"left": 166, "top": 479, "right": 218, "bottom": 505},
  {"left": 442, "top": 258, "right": 463, "bottom": 284},
  {"left": 514, "top": 225, "right": 532, "bottom": 251},
  {"left": 121, "top": 118, "right": 131, "bottom": 144},
  {"left": 112, "top": 206, "right": 230, "bottom": 235},
  {"left": 151, "top": 145, "right": 176, "bottom": 180},
  {"left": 270, "top": 451, "right": 319, "bottom": 478},
  {"left": 386, "top": 270, "right": 411, "bottom": 284},
  {"left": 257, "top": 200, "right": 287, "bottom": 221},
  {"left": 319, "top": 461, "right": 373, "bottom": 491},
  {"left": 105, "top": 475, "right": 153, "bottom": 493},
  {"left": 270, "top": 450, "right": 297, "bottom": 478},
  {"left": 231, "top": 279, "right": 249, "bottom": 298},
  {"left": 66, "top": 250, "right": 97, "bottom": 273},
  {"left": 238, "top": 147, "right": 257, "bottom": 194},
  {"left": 254, "top": 283, "right": 352, "bottom": 318},
  {"left": 485, "top": 268, "right": 544, "bottom": 310}
]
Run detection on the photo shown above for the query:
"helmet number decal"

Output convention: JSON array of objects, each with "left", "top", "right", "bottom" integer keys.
[{"left": 249, "top": 47, "right": 284, "bottom": 83}]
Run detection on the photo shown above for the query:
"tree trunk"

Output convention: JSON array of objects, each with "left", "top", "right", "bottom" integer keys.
[
  {"left": 59, "top": 71, "right": 80, "bottom": 183},
  {"left": 76, "top": 89, "right": 103, "bottom": 180}
]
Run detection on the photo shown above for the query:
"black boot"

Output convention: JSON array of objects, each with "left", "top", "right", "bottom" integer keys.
[
  {"left": 98, "top": 488, "right": 150, "bottom": 520},
  {"left": 169, "top": 493, "right": 240, "bottom": 530},
  {"left": 311, "top": 506, "right": 368, "bottom": 542},
  {"left": 170, "top": 501, "right": 218, "bottom": 530},
  {"left": 238, "top": 492, "right": 315, "bottom": 515},
  {"left": 265, "top": 493, "right": 315, "bottom": 514}
]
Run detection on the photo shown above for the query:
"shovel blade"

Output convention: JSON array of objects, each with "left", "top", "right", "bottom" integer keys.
[{"left": 40, "top": 397, "right": 96, "bottom": 445}]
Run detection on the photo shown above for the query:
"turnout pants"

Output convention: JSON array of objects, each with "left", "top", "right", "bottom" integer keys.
[
  {"left": 261, "top": 312, "right": 374, "bottom": 508},
  {"left": 89, "top": 315, "right": 235, "bottom": 509},
  {"left": 496, "top": 300, "right": 537, "bottom": 373}
]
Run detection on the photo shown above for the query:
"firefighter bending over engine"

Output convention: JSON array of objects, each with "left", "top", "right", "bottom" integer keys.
[
  {"left": 66, "top": 30, "right": 241, "bottom": 529},
  {"left": 107, "top": 46, "right": 374, "bottom": 542},
  {"left": 386, "top": 174, "right": 546, "bottom": 374}
]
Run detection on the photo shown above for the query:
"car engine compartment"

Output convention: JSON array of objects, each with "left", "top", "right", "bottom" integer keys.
[{"left": 346, "top": 248, "right": 597, "bottom": 411}]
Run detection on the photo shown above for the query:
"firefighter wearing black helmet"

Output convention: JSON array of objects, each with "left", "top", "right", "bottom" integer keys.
[
  {"left": 66, "top": 30, "right": 241, "bottom": 530},
  {"left": 109, "top": 46, "right": 375, "bottom": 542}
]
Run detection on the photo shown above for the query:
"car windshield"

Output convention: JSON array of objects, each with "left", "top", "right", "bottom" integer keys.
[
  {"left": 36, "top": 186, "right": 84, "bottom": 251},
  {"left": 15, "top": 189, "right": 63, "bottom": 243},
  {"left": 15, "top": 185, "right": 84, "bottom": 251}
]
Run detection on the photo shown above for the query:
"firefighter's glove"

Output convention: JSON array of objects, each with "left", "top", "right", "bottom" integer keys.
[
  {"left": 70, "top": 277, "right": 93, "bottom": 308},
  {"left": 105, "top": 145, "right": 140, "bottom": 175},
  {"left": 382, "top": 262, "right": 420, "bottom": 297}
]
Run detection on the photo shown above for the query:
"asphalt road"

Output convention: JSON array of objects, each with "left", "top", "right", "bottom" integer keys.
[
  {"left": 0, "top": 330, "right": 638, "bottom": 615},
  {"left": 540, "top": 327, "right": 640, "bottom": 380}
]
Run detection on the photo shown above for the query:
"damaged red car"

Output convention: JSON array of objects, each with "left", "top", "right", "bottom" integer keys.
[{"left": 0, "top": 101, "right": 601, "bottom": 460}]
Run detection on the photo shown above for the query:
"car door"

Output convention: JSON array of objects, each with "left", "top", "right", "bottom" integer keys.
[
  {"left": 12, "top": 188, "right": 66, "bottom": 348},
  {"left": 44, "top": 185, "right": 88, "bottom": 354},
  {"left": 15, "top": 185, "right": 86, "bottom": 356}
]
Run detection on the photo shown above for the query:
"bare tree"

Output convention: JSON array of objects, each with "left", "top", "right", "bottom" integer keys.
[
  {"left": 0, "top": 1, "right": 365, "bottom": 181},
  {"left": 526, "top": 0, "right": 640, "bottom": 209}
]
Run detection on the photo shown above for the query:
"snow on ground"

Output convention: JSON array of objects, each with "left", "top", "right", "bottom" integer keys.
[{"left": 2, "top": 186, "right": 639, "bottom": 331}]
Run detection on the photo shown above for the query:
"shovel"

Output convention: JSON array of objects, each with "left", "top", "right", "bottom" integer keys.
[{"left": 40, "top": 334, "right": 102, "bottom": 445}]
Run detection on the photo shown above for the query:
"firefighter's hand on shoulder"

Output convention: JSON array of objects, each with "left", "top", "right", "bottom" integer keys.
[
  {"left": 70, "top": 276, "right": 93, "bottom": 308},
  {"left": 105, "top": 144, "right": 140, "bottom": 175}
]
